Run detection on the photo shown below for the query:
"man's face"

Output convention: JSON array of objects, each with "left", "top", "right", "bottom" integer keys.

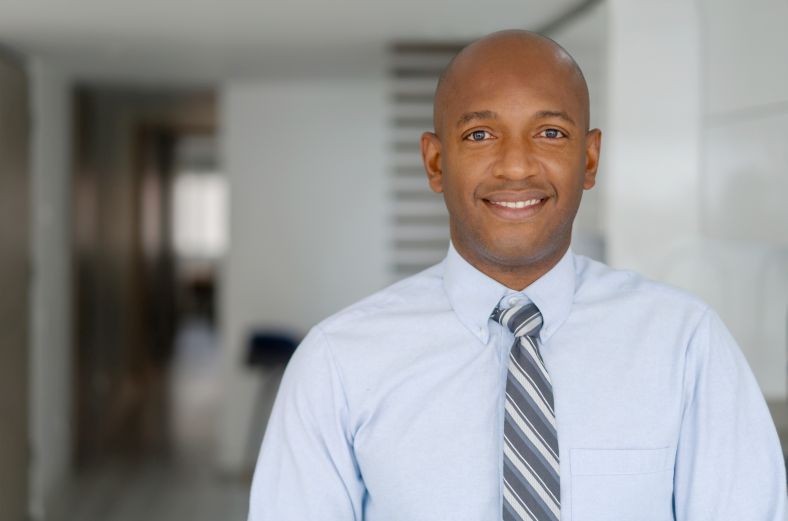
[{"left": 421, "top": 47, "right": 601, "bottom": 282}]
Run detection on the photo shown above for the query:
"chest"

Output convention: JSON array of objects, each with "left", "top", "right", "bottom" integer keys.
[{"left": 347, "top": 325, "right": 683, "bottom": 520}]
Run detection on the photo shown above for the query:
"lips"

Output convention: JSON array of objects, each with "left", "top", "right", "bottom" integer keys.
[{"left": 482, "top": 191, "right": 550, "bottom": 221}]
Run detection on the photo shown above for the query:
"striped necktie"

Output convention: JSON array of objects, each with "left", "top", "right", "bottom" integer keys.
[{"left": 491, "top": 301, "right": 560, "bottom": 521}]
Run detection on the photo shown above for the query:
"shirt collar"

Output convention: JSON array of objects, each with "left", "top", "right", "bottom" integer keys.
[
  {"left": 442, "top": 241, "right": 576, "bottom": 344},
  {"left": 522, "top": 247, "right": 576, "bottom": 342}
]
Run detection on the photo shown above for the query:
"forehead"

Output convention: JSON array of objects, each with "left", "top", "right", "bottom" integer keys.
[{"left": 438, "top": 44, "right": 588, "bottom": 130}]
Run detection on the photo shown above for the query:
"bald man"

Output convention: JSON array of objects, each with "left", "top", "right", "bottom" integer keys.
[{"left": 248, "top": 31, "right": 786, "bottom": 521}]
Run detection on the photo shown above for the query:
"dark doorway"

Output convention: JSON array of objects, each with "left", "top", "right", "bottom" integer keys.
[{"left": 71, "top": 87, "right": 219, "bottom": 467}]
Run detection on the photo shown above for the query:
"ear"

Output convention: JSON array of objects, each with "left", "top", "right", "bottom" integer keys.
[
  {"left": 583, "top": 128, "right": 601, "bottom": 190},
  {"left": 420, "top": 131, "right": 443, "bottom": 193}
]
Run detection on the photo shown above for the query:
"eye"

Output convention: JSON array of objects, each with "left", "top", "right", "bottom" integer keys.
[
  {"left": 465, "top": 129, "right": 493, "bottom": 142},
  {"left": 539, "top": 128, "right": 566, "bottom": 139}
]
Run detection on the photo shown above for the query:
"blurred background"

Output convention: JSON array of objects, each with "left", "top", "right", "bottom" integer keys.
[{"left": 1, "top": 0, "right": 787, "bottom": 519}]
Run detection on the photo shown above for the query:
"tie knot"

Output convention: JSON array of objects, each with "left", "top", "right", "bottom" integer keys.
[{"left": 491, "top": 300, "right": 543, "bottom": 338}]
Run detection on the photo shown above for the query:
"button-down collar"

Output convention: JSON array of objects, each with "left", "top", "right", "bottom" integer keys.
[{"left": 442, "top": 242, "right": 576, "bottom": 344}]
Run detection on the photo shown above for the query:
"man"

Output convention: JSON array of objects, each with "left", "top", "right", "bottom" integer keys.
[{"left": 248, "top": 30, "right": 786, "bottom": 520}]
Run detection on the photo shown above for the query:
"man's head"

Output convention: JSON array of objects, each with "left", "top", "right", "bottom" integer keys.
[{"left": 420, "top": 30, "right": 601, "bottom": 289}]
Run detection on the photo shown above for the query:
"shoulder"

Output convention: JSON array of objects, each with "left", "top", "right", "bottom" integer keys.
[
  {"left": 279, "top": 264, "right": 444, "bottom": 386},
  {"left": 570, "top": 254, "right": 714, "bottom": 342},
  {"left": 569, "top": 255, "right": 746, "bottom": 379},
  {"left": 304, "top": 262, "right": 447, "bottom": 349},
  {"left": 288, "top": 262, "right": 449, "bottom": 392},
  {"left": 573, "top": 253, "right": 710, "bottom": 316}
]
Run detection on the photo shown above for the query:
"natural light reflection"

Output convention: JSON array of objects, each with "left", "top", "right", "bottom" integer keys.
[{"left": 172, "top": 172, "right": 227, "bottom": 259}]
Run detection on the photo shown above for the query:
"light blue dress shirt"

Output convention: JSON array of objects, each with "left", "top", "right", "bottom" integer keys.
[{"left": 249, "top": 244, "right": 787, "bottom": 520}]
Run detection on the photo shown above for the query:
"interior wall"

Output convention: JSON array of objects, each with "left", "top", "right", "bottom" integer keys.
[
  {"left": 605, "top": 0, "right": 702, "bottom": 279},
  {"left": 606, "top": 0, "right": 787, "bottom": 403},
  {"left": 218, "top": 71, "right": 389, "bottom": 472},
  {"left": 28, "top": 59, "right": 73, "bottom": 521},
  {"left": 696, "top": 0, "right": 788, "bottom": 403},
  {"left": 0, "top": 49, "right": 30, "bottom": 521},
  {"left": 699, "top": 0, "right": 788, "bottom": 247}
]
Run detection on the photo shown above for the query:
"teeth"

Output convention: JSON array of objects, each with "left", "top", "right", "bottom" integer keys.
[{"left": 492, "top": 198, "right": 541, "bottom": 209}]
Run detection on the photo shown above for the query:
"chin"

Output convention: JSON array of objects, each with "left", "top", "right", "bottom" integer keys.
[
  {"left": 481, "top": 235, "right": 567, "bottom": 269},
  {"left": 450, "top": 219, "right": 571, "bottom": 272}
]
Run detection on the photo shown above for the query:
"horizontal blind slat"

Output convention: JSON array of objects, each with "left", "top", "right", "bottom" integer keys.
[{"left": 389, "top": 41, "right": 462, "bottom": 278}]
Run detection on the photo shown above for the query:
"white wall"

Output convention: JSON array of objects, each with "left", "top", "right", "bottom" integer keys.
[
  {"left": 218, "top": 70, "right": 389, "bottom": 471},
  {"left": 695, "top": 0, "right": 788, "bottom": 400},
  {"left": 28, "top": 59, "right": 73, "bottom": 520},
  {"left": 605, "top": 0, "right": 788, "bottom": 401},
  {"left": 605, "top": 0, "right": 702, "bottom": 279},
  {"left": 699, "top": 0, "right": 788, "bottom": 247}
]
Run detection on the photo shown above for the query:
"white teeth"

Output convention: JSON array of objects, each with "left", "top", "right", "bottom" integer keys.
[{"left": 492, "top": 198, "right": 541, "bottom": 209}]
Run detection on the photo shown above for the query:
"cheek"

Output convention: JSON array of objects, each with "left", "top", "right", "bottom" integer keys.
[
  {"left": 442, "top": 182, "right": 474, "bottom": 218},
  {"left": 547, "top": 156, "right": 587, "bottom": 193},
  {"left": 441, "top": 162, "right": 477, "bottom": 201},
  {"left": 446, "top": 153, "right": 495, "bottom": 193}
]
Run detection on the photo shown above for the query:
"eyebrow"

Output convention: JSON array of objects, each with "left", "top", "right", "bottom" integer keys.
[
  {"left": 534, "top": 110, "right": 577, "bottom": 126},
  {"left": 456, "top": 110, "right": 497, "bottom": 128}
]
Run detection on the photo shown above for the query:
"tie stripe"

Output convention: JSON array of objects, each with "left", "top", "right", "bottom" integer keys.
[
  {"left": 493, "top": 301, "right": 560, "bottom": 521},
  {"left": 504, "top": 400, "right": 558, "bottom": 472},
  {"left": 517, "top": 337, "right": 553, "bottom": 400},
  {"left": 505, "top": 429, "right": 559, "bottom": 488},
  {"left": 505, "top": 392, "right": 558, "bottom": 463},
  {"left": 504, "top": 439, "right": 560, "bottom": 508},
  {"left": 509, "top": 352, "right": 555, "bottom": 420},
  {"left": 503, "top": 480, "right": 538, "bottom": 521}
]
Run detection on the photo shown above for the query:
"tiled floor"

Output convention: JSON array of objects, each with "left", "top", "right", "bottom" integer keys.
[{"left": 55, "top": 319, "right": 249, "bottom": 521}]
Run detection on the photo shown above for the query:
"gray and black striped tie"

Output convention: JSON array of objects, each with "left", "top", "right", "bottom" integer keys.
[{"left": 492, "top": 301, "right": 560, "bottom": 521}]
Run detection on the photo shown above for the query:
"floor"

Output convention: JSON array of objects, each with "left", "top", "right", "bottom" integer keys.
[{"left": 55, "top": 319, "right": 250, "bottom": 521}]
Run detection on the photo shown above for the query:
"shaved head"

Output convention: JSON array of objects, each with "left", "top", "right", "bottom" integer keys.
[{"left": 433, "top": 30, "right": 590, "bottom": 135}]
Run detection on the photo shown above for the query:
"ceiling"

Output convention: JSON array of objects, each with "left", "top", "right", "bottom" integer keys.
[{"left": 0, "top": 0, "right": 588, "bottom": 82}]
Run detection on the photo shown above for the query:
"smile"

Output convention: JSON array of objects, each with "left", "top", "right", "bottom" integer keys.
[
  {"left": 489, "top": 199, "right": 542, "bottom": 209},
  {"left": 482, "top": 193, "right": 548, "bottom": 221}
]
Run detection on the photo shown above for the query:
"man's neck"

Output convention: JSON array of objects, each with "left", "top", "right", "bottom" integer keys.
[{"left": 453, "top": 242, "right": 569, "bottom": 291}]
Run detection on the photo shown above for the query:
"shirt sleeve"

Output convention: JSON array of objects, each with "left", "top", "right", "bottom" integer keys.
[
  {"left": 673, "top": 308, "right": 787, "bottom": 520},
  {"left": 248, "top": 326, "right": 364, "bottom": 521}
]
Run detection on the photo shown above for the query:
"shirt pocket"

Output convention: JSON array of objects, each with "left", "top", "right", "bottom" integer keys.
[{"left": 570, "top": 447, "right": 674, "bottom": 521}]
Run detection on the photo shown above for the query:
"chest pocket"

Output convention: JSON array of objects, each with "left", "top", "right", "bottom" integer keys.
[{"left": 570, "top": 447, "right": 675, "bottom": 521}]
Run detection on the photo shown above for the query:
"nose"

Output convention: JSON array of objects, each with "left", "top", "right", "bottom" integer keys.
[{"left": 492, "top": 136, "right": 539, "bottom": 181}]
